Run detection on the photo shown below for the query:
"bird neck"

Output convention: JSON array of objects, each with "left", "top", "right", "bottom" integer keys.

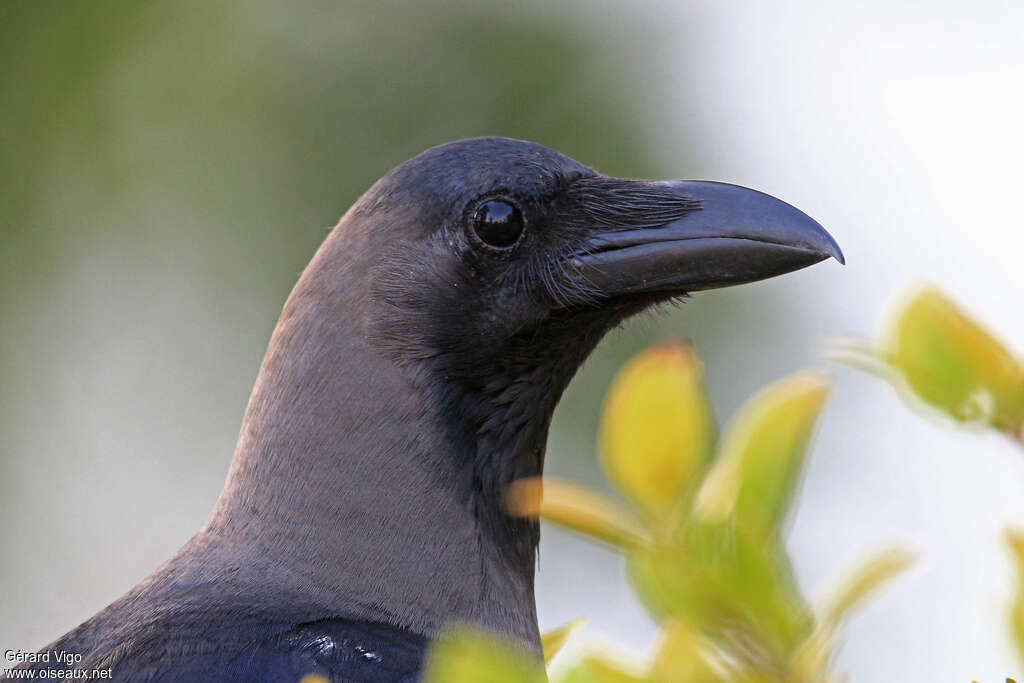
[
  {"left": 199, "top": 233, "right": 574, "bottom": 650},
  {"left": 417, "top": 309, "right": 621, "bottom": 574}
]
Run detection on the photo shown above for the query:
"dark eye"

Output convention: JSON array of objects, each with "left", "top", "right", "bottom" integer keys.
[{"left": 472, "top": 199, "right": 524, "bottom": 249}]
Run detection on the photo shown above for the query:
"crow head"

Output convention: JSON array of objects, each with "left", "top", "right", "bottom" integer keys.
[{"left": 329, "top": 137, "right": 843, "bottom": 568}]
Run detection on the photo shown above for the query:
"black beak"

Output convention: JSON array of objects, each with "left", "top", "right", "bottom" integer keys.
[{"left": 571, "top": 180, "right": 843, "bottom": 296}]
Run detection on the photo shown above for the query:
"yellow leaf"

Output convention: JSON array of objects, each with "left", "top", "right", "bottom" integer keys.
[
  {"left": 819, "top": 547, "right": 916, "bottom": 627},
  {"left": 698, "top": 371, "right": 830, "bottom": 536},
  {"left": 581, "top": 657, "right": 645, "bottom": 683},
  {"left": 650, "top": 618, "right": 725, "bottom": 683},
  {"left": 1009, "top": 528, "right": 1024, "bottom": 561},
  {"left": 600, "top": 342, "right": 715, "bottom": 518},
  {"left": 554, "top": 653, "right": 647, "bottom": 683},
  {"left": 299, "top": 676, "right": 330, "bottom": 683},
  {"left": 1007, "top": 528, "right": 1024, "bottom": 666},
  {"left": 541, "top": 618, "right": 586, "bottom": 665},
  {"left": 506, "top": 477, "right": 648, "bottom": 549},
  {"left": 790, "top": 625, "right": 835, "bottom": 680},
  {"left": 421, "top": 626, "right": 546, "bottom": 683},
  {"left": 791, "top": 548, "right": 914, "bottom": 679},
  {"left": 882, "top": 285, "right": 1024, "bottom": 436},
  {"left": 692, "top": 453, "right": 741, "bottom": 525}
]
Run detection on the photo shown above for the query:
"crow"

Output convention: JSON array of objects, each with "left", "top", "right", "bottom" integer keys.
[{"left": 8, "top": 137, "right": 842, "bottom": 682}]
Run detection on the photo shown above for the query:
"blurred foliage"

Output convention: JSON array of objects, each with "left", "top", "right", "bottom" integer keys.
[
  {"left": 836, "top": 285, "right": 1024, "bottom": 670},
  {"left": 599, "top": 344, "right": 716, "bottom": 519},
  {"left": 542, "top": 619, "right": 587, "bottom": 666},
  {"left": 423, "top": 627, "right": 548, "bottom": 683},
  {"left": 832, "top": 285, "right": 1024, "bottom": 443},
  {"left": 1009, "top": 530, "right": 1024, "bottom": 666},
  {"left": 431, "top": 343, "right": 912, "bottom": 682}
]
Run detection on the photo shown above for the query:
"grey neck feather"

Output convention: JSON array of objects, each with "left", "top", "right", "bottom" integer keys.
[{"left": 198, "top": 219, "right": 545, "bottom": 649}]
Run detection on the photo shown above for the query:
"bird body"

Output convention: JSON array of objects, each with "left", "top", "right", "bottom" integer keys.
[
  {"left": 7, "top": 138, "right": 841, "bottom": 682},
  {"left": 31, "top": 558, "right": 426, "bottom": 681}
]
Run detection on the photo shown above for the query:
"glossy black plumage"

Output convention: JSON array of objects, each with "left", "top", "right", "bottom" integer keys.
[
  {"left": 17, "top": 612, "right": 423, "bottom": 682},
  {"left": 188, "top": 619, "right": 426, "bottom": 682}
]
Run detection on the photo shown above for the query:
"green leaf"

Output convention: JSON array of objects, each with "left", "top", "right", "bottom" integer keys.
[
  {"left": 882, "top": 286, "right": 1024, "bottom": 437},
  {"left": 626, "top": 370, "right": 828, "bottom": 664},
  {"left": 629, "top": 520, "right": 813, "bottom": 665},
  {"left": 506, "top": 477, "right": 648, "bottom": 550},
  {"left": 600, "top": 342, "right": 716, "bottom": 518},
  {"left": 421, "top": 626, "right": 546, "bottom": 683},
  {"left": 695, "top": 371, "right": 830, "bottom": 536}
]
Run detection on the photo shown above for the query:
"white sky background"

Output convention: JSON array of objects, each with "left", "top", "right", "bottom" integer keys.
[{"left": 537, "top": 2, "right": 1024, "bottom": 680}]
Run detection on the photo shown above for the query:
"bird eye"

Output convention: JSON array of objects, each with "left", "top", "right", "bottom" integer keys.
[{"left": 471, "top": 199, "right": 524, "bottom": 249}]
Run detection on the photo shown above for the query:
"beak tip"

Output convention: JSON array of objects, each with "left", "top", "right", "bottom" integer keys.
[
  {"left": 821, "top": 233, "right": 845, "bottom": 265},
  {"left": 802, "top": 214, "right": 844, "bottom": 265},
  {"left": 829, "top": 243, "right": 846, "bottom": 265}
]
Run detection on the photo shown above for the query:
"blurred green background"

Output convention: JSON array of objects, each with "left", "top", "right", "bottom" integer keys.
[{"left": 2, "top": 2, "right": 1023, "bottom": 680}]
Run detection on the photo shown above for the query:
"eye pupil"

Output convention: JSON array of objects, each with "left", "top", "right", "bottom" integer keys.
[{"left": 473, "top": 199, "right": 524, "bottom": 249}]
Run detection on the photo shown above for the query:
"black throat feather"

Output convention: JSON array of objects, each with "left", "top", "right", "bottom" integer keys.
[{"left": 363, "top": 174, "right": 700, "bottom": 576}]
